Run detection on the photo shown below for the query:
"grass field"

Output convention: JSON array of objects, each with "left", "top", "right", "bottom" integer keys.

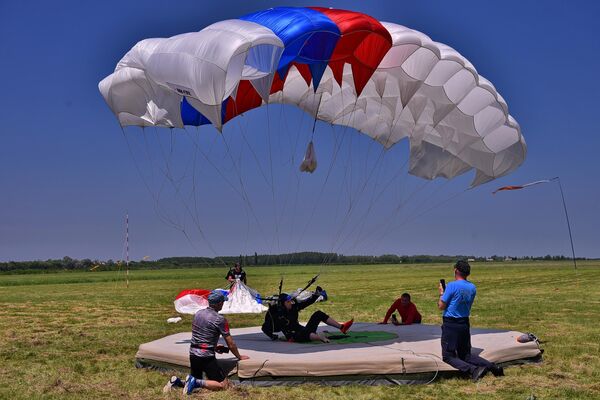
[{"left": 1, "top": 261, "right": 599, "bottom": 399}]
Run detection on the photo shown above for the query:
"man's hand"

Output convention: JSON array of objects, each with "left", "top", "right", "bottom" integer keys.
[
  {"left": 438, "top": 282, "right": 445, "bottom": 296},
  {"left": 215, "top": 344, "right": 229, "bottom": 354},
  {"left": 238, "top": 355, "right": 249, "bottom": 360}
]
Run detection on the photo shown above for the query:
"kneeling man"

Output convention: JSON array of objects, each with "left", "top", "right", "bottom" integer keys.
[{"left": 164, "top": 290, "right": 249, "bottom": 394}]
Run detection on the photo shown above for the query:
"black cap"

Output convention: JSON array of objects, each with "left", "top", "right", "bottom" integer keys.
[
  {"left": 455, "top": 260, "right": 471, "bottom": 277},
  {"left": 279, "top": 293, "right": 292, "bottom": 302}
]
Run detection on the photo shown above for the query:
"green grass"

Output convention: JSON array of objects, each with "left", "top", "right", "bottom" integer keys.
[{"left": 1, "top": 261, "right": 599, "bottom": 399}]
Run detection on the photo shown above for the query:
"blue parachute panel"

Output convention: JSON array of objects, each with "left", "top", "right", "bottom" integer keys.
[
  {"left": 240, "top": 7, "right": 340, "bottom": 88},
  {"left": 180, "top": 97, "right": 229, "bottom": 127}
]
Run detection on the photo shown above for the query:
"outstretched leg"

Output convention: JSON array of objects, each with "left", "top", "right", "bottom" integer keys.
[{"left": 304, "top": 310, "right": 330, "bottom": 332}]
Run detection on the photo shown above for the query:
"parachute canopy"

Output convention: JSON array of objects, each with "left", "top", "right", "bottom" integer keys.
[
  {"left": 99, "top": 6, "right": 526, "bottom": 186},
  {"left": 174, "top": 281, "right": 267, "bottom": 315}
]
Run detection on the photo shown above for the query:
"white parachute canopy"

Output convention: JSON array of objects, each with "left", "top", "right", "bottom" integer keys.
[
  {"left": 174, "top": 280, "right": 267, "bottom": 315},
  {"left": 99, "top": 9, "right": 526, "bottom": 188}
]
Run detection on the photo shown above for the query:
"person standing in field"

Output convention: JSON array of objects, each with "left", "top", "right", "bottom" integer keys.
[
  {"left": 438, "top": 260, "right": 503, "bottom": 381},
  {"left": 163, "top": 290, "right": 249, "bottom": 394},
  {"left": 380, "top": 292, "right": 422, "bottom": 325},
  {"left": 226, "top": 262, "right": 247, "bottom": 284}
]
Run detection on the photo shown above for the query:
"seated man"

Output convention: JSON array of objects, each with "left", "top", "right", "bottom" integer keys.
[
  {"left": 262, "top": 286, "right": 353, "bottom": 343},
  {"left": 381, "top": 292, "right": 422, "bottom": 325}
]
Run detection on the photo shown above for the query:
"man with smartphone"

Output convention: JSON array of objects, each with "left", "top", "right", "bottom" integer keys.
[{"left": 438, "top": 260, "right": 503, "bottom": 381}]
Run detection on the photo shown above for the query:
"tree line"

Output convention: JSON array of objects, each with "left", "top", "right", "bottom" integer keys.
[{"left": 0, "top": 253, "right": 584, "bottom": 273}]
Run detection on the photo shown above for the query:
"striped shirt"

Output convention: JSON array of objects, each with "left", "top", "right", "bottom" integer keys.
[{"left": 190, "top": 307, "right": 230, "bottom": 357}]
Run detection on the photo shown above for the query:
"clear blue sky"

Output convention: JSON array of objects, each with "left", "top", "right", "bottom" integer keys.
[{"left": 1, "top": 0, "right": 599, "bottom": 262}]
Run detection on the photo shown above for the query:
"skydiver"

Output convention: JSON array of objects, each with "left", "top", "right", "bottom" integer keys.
[
  {"left": 261, "top": 286, "right": 353, "bottom": 343},
  {"left": 226, "top": 262, "right": 247, "bottom": 284}
]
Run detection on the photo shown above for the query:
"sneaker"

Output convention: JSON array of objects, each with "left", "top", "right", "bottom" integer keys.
[
  {"left": 471, "top": 366, "right": 488, "bottom": 382},
  {"left": 183, "top": 375, "right": 196, "bottom": 395},
  {"left": 491, "top": 365, "right": 504, "bottom": 377},
  {"left": 163, "top": 375, "right": 183, "bottom": 393},
  {"left": 391, "top": 314, "right": 399, "bottom": 325},
  {"left": 340, "top": 318, "right": 354, "bottom": 334}
]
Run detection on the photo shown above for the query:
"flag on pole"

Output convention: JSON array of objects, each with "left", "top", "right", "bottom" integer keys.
[
  {"left": 492, "top": 179, "right": 554, "bottom": 194},
  {"left": 492, "top": 177, "right": 577, "bottom": 269}
]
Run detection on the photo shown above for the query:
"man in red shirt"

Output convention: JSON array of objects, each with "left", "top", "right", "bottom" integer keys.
[{"left": 380, "top": 293, "right": 422, "bottom": 325}]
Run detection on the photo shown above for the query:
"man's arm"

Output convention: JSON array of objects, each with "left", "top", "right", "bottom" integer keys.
[
  {"left": 437, "top": 282, "right": 447, "bottom": 310},
  {"left": 224, "top": 335, "right": 248, "bottom": 360},
  {"left": 261, "top": 309, "right": 278, "bottom": 340},
  {"left": 381, "top": 299, "right": 401, "bottom": 323},
  {"left": 296, "top": 292, "right": 320, "bottom": 311}
]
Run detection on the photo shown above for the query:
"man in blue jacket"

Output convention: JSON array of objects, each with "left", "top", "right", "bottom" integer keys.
[{"left": 438, "top": 260, "right": 503, "bottom": 381}]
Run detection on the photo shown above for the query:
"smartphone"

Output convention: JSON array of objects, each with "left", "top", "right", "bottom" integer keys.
[{"left": 440, "top": 279, "right": 446, "bottom": 291}]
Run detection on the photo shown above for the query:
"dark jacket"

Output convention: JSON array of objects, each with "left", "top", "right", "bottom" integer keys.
[{"left": 261, "top": 293, "right": 320, "bottom": 340}]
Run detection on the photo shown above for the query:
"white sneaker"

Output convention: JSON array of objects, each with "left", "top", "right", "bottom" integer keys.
[{"left": 163, "top": 375, "right": 183, "bottom": 393}]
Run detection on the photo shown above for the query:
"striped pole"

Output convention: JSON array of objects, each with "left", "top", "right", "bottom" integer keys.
[{"left": 126, "top": 213, "right": 129, "bottom": 288}]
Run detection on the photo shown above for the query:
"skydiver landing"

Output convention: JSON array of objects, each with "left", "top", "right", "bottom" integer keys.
[{"left": 261, "top": 286, "right": 353, "bottom": 343}]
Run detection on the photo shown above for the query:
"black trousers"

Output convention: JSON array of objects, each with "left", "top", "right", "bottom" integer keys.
[
  {"left": 189, "top": 354, "right": 226, "bottom": 382},
  {"left": 293, "top": 310, "right": 330, "bottom": 342},
  {"left": 441, "top": 317, "right": 495, "bottom": 374}
]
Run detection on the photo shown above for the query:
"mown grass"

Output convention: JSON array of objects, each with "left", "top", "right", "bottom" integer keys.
[{"left": 0, "top": 261, "right": 599, "bottom": 399}]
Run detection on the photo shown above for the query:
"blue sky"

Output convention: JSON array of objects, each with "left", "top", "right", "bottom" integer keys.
[{"left": 1, "top": 0, "right": 599, "bottom": 262}]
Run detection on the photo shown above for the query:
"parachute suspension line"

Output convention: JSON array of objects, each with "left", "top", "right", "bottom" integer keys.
[
  {"left": 323, "top": 82, "right": 364, "bottom": 262},
  {"left": 237, "top": 120, "right": 271, "bottom": 187},
  {"left": 190, "top": 128, "right": 206, "bottom": 250},
  {"left": 310, "top": 92, "right": 324, "bottom": 140},
  {"left": 347, "top": 150, "right": 412, "bottom": 251},
  {"left": 152, "top": 126, "right": 226, "bottom": 265},
  {"left": 121, "top": 126, "right": 216, "bottom": 267},
  {"left": 235, "top": 120, "right": 258, "bottom": 259},
  {"left": 328, "top": 144, "right": 388, "bottom": 257},
  {"left": 323, "top": 96, "right": 380, "bottom": 263},
  {"left": 153, "top": 127, "right": 188, "bottom": 228},
  {"left": 341, "top": 146, "right": 391, "bottom": 253},
  {"left": 304, "top": 92, "right": 363, "bottom": 269},
  {"left": 216, "top": 128, "right": 274, "bottom": 255},
  {"left": 327, "top": 98, "right": 391, "bottom": 255},
  {"left": 286, "top": 114, "right": 351, "bottom": 269},
  {"left": 265, "top": 104, "right": 282, "bottom": 260},
  {"left": 122, "top": 127, "right": 183, "bottom": 232},
  {"left": 280, "top": 104, "right": 309, "bottom": 267},
  {"left": 353, "top": 160, "right": 418, "bottom": 247},
  {"left": 363, "top": 133, "right": 485, "bottom": 255}
]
